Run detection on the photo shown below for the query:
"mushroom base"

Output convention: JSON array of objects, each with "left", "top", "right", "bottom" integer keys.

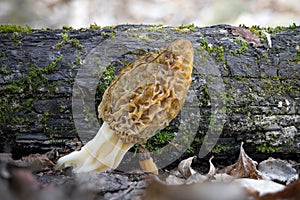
[{"left": 54, "top": 122, "right": 134, "bottom": 173}]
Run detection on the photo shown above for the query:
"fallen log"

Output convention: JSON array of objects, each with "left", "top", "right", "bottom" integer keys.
[{"left": 0, "top": 24, "right": 299, "bottom": 168}]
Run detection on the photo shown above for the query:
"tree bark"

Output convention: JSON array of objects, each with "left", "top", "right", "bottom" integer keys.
[{"left": 0, "top": 24, "right": 299, "bottom": 164}]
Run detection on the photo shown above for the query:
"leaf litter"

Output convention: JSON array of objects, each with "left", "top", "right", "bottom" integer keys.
[
  {"left": 0, "top": 142, "right": 299, "bottom": 200},
  {"left": 150, "top": 142, "right": 299, "bottom": 199}
]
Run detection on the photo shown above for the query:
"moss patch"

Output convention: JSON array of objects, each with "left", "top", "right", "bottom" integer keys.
[
  {"left": 256, "top": 142, "right": 279, "bottom": 153},
  {"left": 55, "top": 31, "right": 84, "bottom": 50},
  {"left": 0, "top": 24, "right": 32, "bottom": 33},
  {"left": 171, "top": 24, "right": 195, "bottom": 33}
]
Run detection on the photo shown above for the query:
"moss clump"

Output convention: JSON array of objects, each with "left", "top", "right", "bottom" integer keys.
[
  {"left": 289, "top": 22, "right": 297, "bottom": 29},
  {"left": 236, "top": 41, "right": 248, "bottom": 54},
  {"left": 0, "top": 24, "right": 32, "bottom": 33},
  {"left": 248, "top": 25, "right": 267, "bottom": 37},
  {"left": 212, "top": 144, "right": 232, "bottom": 153},
  {"left": 96, "top": 64, "right": 116, "bottom": 95},
  {"left": 144, "top": 131, "right": 174, "bottom": 152},
  {"left": 0, "top": 65, "right": 10, "bottom": 75},
  {"left": 291, "top": 50, "right": 300, "bottom": 63},
  {"left": 0, "top": 97, "right": 18, "bottom": 125},
  {"left": 62, "top": 26, "right": 73, "bottom": 31},
  {"left": 216, "top": 46, "right": 224, "bottom": 62},
  {"left": 172, "top": 24, "right": 195, "bottom": 33},
  {"left": 256, "top": 143, "right": 279, "bottom": 153},
  {"left": 199, "top": 37, "right": 226, "bottom": 62},
  {"left": 11, "top": 32, "right": 22, "bottom": 44},
  {"left": 47, "top": 56, "right": 63, "bottom": 73},
  {"left": 55, "top": 32, "right": 84, "bottom": 50},
  {"left": 89, "top": 23, "right": 101, "bottom": 29}
]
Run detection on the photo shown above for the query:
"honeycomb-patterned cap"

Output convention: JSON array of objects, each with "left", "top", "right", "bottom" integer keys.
[{"left": 98, "top": 39, "right": 194, "bottom": 144}]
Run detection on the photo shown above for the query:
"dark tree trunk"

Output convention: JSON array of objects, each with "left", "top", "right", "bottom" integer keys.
[{"left": 0, "top": 24, "right": 299, "bottom": 165}]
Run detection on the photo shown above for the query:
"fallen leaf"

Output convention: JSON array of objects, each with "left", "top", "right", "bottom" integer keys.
[
  {"left": 178, "top": 156, "right": 197, "bottom": 179},
  {"left": 231, "top": 26, "right": 262, "bottom": 47},
  {"left": 138, "top": 146, "right": 158, "bottom": 175},
  {"left": 258, "top": 157, "right": 298, "bottom": 185},
  {"left": 22, "top": 153, "right": 55, "bottom": 172},
  {"left": 222, "top": 142, "right": 262, "bottom": 179},
  {"left": 207, "top": 156, "right": 217, "bottom": 178}
]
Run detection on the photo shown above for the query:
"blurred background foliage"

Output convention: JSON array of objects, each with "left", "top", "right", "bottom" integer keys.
[{"left": 0, "top": 0, "right": 299, "bottom": 28}]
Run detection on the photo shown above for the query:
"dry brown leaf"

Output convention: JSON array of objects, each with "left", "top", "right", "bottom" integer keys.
[
  {"left": 178, "top": 156, "right": 197, "bottom": 179},
  {"left": 22, "top": 153, "right": 55, "bottom": 172},
  {"left": 222, "top": 142, "right": 262, "bottom": 179},
  {"left": 231, "top": 26, "right": 262, "bottom": 47},
  {"left": 138, "top": 145, "right": 158, "bottom": 175},
  {"left": 207, "top": 156, "right": 217, "bottom": 178}
]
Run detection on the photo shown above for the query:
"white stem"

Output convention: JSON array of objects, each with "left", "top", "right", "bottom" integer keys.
[{"left": 54, "top": 122, "right": 134, "bottom": 173}]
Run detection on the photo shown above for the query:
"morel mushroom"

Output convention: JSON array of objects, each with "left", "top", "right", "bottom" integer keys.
[{"left": 55, "top": 39, "right": 194, "bottom": 173}]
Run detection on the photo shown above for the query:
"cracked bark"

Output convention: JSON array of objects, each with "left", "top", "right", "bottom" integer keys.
[{"left": 0, "top": 25, "right": 299, "bottom": 165}]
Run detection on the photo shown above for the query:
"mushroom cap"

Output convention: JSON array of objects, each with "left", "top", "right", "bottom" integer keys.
[{"left": 98, "top": 39, "right": 194, "bottom": 144}]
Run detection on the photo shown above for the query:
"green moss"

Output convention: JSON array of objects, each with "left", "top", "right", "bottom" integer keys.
[
  {"left": 144, "top": 130, "right": 174, "bottom": 152},
  {"left": 0, "top": 54, "right": 70, "bottom": 136},
  {"left": 55, "top": 31, "right": 84, "bottom": 50},
  {"left": 291, "top": 50, "right": 300, "bottom": 63},
  {"left": 146, "top": 24, "right": 165, "bottom": 32},
  {"left": 233, "top": 38, "right": 241, "bottom": 43},
  {"left": 11, "top": 32, "right": 22, "bottom": 44},
  {"left": 0, "top": 24, "right": 32, "bottom": 33},
  {"left": 69, "top": 38, "right": 84, "bottom": 49},
  {"left": 199, "top": 37, "right": 226, "bottom": 62},
  {"left": 258, "top": 78, "right": 296, "bottom": 96},
  {"left": 97, "top": 64, "right": 116, "bottom": 95},
  {"left": 256, "top": 143, "right": 279, "bottom": 153},
  {"left": 4, "top": 82, "right": 24, "bottom": 93},
  {"left": 262, "top": 53, "right": 268, "bottom": 59},
  {"left": 199, "top": 86, "right": 210, "bottom": 105},
  {"left": 42, "top": 111, "right": 50, "bottom": 124},
  {"left": 199, "top": 37, "right": 211, "bottom": 51},
  {"left": 0, "top": 97, "right": 16, "bottom": 125},
  {"left": 247, "top": 24, "right": 289, "bottom": 36},
  {"left": 212, "top": 144, "right": 232, "bottom": 153},
  {"left": 129, "top": 32, "right": 150, "bottom": 40},
  {"left": 216, "top": 46, "right": 224, "bottom": 62},
  {"left": 232, "top": 75, "right": 246, "bottom": 82},
  {"left": 187, "top": 146, "right": 195, "bottom": 154},
  {"left": 101, "top": 32, "right": 108, "bottom": 37},
  {"left": 62, "top": 25, "right": 73, "bottom": 31},
  {"left": 47, "top": 56, "right": 63, "bottom": 73},
  {"left": 237, "top": 41, "right": 248, "bottom": 54},
  {"left": 20, "top": 98, "right": 34, "bottom": 113},
  {"left": 101, "top": 31, "right": 115, "bottom": 38},
  {"left": 89, "top": 23, "right": 101, "bottom": 29},
  {"left": 248, "top": 25, "right": 266, "bottom": 37},
  {"left": 172, "top": 24, "right": 195, "bottom": 33},
  {"left": 0, "top": 65, "right": 10, "bottom": 75},
  {"left": 289, "top": 22, "right": 297, "bottom": 29}
]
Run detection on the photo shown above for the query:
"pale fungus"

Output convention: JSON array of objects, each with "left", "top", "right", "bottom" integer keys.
[{"left": 54, "top": 39, "right": 194, "bottom": 173}]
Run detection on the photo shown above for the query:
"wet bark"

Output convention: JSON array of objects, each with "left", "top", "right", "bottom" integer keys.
[{"left": 0, "top": 24, "right": 299, "bottom": 164}]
